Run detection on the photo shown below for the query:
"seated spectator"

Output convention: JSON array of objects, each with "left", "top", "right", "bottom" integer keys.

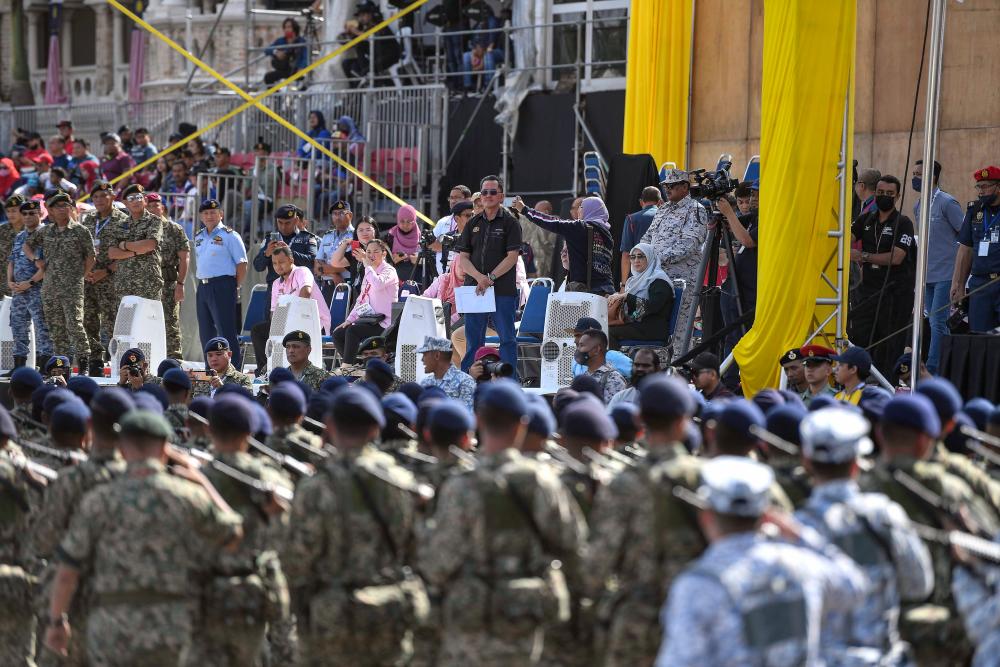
[
  {"left": 23, "top": 133, "right": 52, "bottom": 164},
  {"left": 0, "top": 157, "right": 19, "bottom": 200},
  {"left": 37, "top": 167, "right": 78, "bottom": 199},
  {"left": 386, "top": 204, "right": 420, "bottom": 282},
  {"left": 99, "top": 133, "right": 135, "bottom": 183},
  {"left": 55, "top": 120, "right": 76, "bottom": 154},
  {"left": 148, "top": 157, "right": 170, "bottom": 192},
  {"left": 129, "top": 128, "right": 158, "bottom": 166},
  {"left": 341, "top": 1, "right": 401, "bottom": 86},
  {"left": 264, "top": 17, "right": 308, "bottom": 85},
  {"left": 690, "top": 352, "right": 733, "bottom": 401},
  {"left": 118, "top": 126, "right": 135, "bottom": 153},
  {"left": 327, "top": 215, "right": 378, "bottom": 296},
  {"left": 570, "top": 317, "right": 631, "bottom": 379},
  {"left": 417, "top": 335, "right": 476, "bottom": 412},
  {"left": 48, "top": 136, "right": 71, "bottom": 170},
  {"left": 608, "top": 243, "right": 675, "bottom": 349},
  {"left": 462, "top": 37, "right": 501, "bottom": 92},
  {"left": 513, "top": 195, "right": 615, "bottom": 296},
  {"left": 573, "top": 328, "right": 627, "bottom": 404},
  {"left": 608, "top": 347, "right": 661, "bottom": 407},
  {"left": 333, "top": 239, "right": 398, "bottom": 364},
  {"left": 68, "top": 139, "right": 100, "bottom": 193},
  {"left": 186, "top": 138, "right": 213, "bottom": 172},
  {"left": 296, "top": 110, "right": 332, "bottom": 160}
]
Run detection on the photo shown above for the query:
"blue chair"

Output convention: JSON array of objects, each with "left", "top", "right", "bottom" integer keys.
[
  {"left": 398, "top": 280, "right": 421, "bottom": 302},
  {"left": 618, "top": 280, "right": 686, "bottom": 362},
  {"left": 485, "top": 279, "right": 551, "bottom": 344},
  {"left": 322, "top": 283, "right": 351, "bottom": 363},
  {"left": 238, "top": 284, "right": 268, "bottom": 368}
]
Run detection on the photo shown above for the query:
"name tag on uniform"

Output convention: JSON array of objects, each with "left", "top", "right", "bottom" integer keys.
[
  {"left": 980, "top": 241, "right": 991, "bottom": 257},
  {"left": 992, "top": 228, "right": 999, "bottom": 244}
]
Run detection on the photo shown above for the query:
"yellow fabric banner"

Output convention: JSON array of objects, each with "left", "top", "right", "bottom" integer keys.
[
  {"left": 622, "top": 0, "right": 693, "bottom": 168},
  {"left": 733, "top": 0, "right": 856, "bottom": 394}
]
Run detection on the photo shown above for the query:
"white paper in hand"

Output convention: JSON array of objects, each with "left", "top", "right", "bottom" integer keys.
[{"left": 455, "top": 286, "right": 496, "bottom": 313}]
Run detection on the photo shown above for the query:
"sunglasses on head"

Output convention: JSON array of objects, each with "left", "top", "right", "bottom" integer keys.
[{"left": 480, "top": 188, "right": 501, "bottom": 196}]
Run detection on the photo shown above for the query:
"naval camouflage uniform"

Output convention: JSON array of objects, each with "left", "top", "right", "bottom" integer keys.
[
  {"left": 0, "top": 216, "right": 24, "bottom": 298},
  {"left": 192, "top": 364, "right": 253, "bottom": 397},
  {"left": 112, "top": 209, "right": 164, "bottom": 302},
  {"left": 81, "top": 206, "right": 128, "bottom": 362},
  {"left": 0, "top": 456, "right": 38, "bottom": 667},
  {"left": 159, "top": 216, "right": 190, "bottom": 359}
]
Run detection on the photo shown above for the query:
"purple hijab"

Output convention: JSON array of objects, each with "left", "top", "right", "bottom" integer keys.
[{"left": 580, "top": 197, "right": 610, "bottom": 229}]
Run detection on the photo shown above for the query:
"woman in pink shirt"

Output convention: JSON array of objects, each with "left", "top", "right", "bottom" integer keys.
[{"left": 333, "top": 239, "right": 399, "bottom": 364}]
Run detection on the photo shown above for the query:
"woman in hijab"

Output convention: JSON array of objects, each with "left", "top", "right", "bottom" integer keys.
[
  {"left": 607, "top": 242, "right": 675, "bottom": 349},
  {"left": 512, "top": 195, "right": 615, "bottom": 295},
  {"left": 386, "top": 204, "right": 420, "bottom": 282},
  {"left": 296, "top": 110, "right": 332, "bottom": 159}
]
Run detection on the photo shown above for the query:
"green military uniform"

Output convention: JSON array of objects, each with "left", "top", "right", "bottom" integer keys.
[
  {"left": 56, "top": 457, "right": 242, "bottom": 665},
  {"left": 801, "top": 384, "right": 837, "bottom": 406},
  {"left": 283, "top": 445, "right": 425, "bottom": 666},
  {"left": 10, "top": 403, "right": 43, "bottom": 443},
  {"left": 292, "top": 361, "right": 331, "bottom": 393},
  {"left": 0, "top": 456, "right": 39, "bottom": 666},
  {"left": 112, "top": 207, "right": 164, "bottom": 303},
  {"left": 158, "top": 216, "right": 190, "bottom": 359},
  {"left": 265, "top": 423, "right": 325, "bottom": 465},
  {"left": 164, "top": 404, "right": 189, "bottom": 444},
  {"left": 80, "top": 205, "right": 128, "bottom": 364},
  {"left": 26, "top": 218, "right": 94, "bottom": 363},
  {"left": 192, "top": 364, "right": 253, "bottom": 397},
  {"left": 189, "top": 450, "right": 291, "bottom": 666}
]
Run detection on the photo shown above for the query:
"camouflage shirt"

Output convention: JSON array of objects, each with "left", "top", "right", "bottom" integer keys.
[
  {"left": 292, "top": 361, "right": 330, "bottom": 393},
  {"left": 192, "top": 364, "right": 253, "bottom": 397},
  {"left": 265, "top": 423, "right": 325, "bottom": 465},
  {"left": 164, "top": 404, "right": 189, "bottom": 443},
  {"left": 0, "top": 456, "right": 34, "bottom": 566},
  {"left": 159, "top": 216, "right": 190, "bottom": 285},
  {"left": 26, "top": 220, "right": 95, "bottom": 292},
  {"left": 80, "top": 207, "right": 128, "bottom": 271},
  {"left": 113, "top": 210, "right": 164, "bottom": 295}
]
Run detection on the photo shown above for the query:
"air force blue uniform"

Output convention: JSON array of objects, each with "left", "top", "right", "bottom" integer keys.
[
  {"left": 958, "top": 199, "right": 1000, "bottom": 331},
  {"left": 194, "top": 210, "right": 248, "bottom": 367}
]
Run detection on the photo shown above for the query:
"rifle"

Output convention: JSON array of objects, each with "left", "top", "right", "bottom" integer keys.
[
  {"left": 909, "top": 522, "right": 1000, "bottom": 564},
  {"left": 967, "top": 441, "right": 1000, "bottom": 469},
  {"left": 357, "top": 460, "right": 435, "bottom": 501},
  {"left": 187, "top": 409, "right": 313, "bottom": 478},
  {"left": 544, "top": 441, "right": 590, "bottom": 475},
  {"left": 960, "top": 425, "right": 1000, "bottom": 450},
  {"left": 749, "top": 425, "right": 800, "bottom": 456},
  {"left": 15, "top": 438, "right": 88, "bottom": 464},
  {"left": 892, "top": 469, "right": 992, "bottom": 539},
  {"left": 448, "top": 445, "right": 477, "bottom": 467},
  {"left": 285, "top": 432, "right": 330, "bottom": 460},
  {"left": 210, "top": 458, "right": 294, "bottom": 503}
]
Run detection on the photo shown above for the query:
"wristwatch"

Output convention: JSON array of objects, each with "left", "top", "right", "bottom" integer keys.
[
  {"left": 487, "top": 272, "right": 497, "bottom": 283},
  {"left": 861, "top": 252, "right": 870, "bottom": 262}
]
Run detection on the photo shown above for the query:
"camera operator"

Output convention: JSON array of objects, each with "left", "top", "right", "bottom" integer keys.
[
  {"left": 116, "top": 348, "right": 152, "bottom": 391},
  {"left": 44, "top": 355, "right": 72, "bottom": 387},
  {"left": 468, "top": 346, "right": 514, "bottom": 383},
  {"left": 431, "top": 186, "right": 473, "bottom": 274},
  {"left": 640, "top": 169, "right": 708, "bottom": 352},
  {"left": 716, "top": 181, "right": 760, "bottom": 348}
]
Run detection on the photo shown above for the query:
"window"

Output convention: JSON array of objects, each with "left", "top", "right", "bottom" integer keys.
[
  {"left": 549, "top": 0, "right": 628, "bottom": 92},
  {"left": 71, "top": 8, "right": 96, "bottom": 66}
]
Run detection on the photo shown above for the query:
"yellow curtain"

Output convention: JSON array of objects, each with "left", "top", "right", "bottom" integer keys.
[
  {"left": 733, "top": 0, "right": 856, "bottom": 394},
  {"left": 622, "top": 0, "right": 693, "bottom": 168}
]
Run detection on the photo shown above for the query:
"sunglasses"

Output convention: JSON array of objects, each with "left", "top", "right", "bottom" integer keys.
[
  {"left": 663, "top": 182, "right": 686, "bottom": 190},
  {"left": 125, "top": 194, "right": 145, "bottom": 202},
  {"left": 480, "top": 188, "right": 501, "bottom": 196},
  {"left": 629, "top": 253, "right": 647, "bottom": 260}
]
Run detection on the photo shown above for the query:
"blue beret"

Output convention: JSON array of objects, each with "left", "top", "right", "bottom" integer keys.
[
  {"left": 882, "top": 394, "right": 941, "bottom": 438},
  {"left": 90, "top": 387, "right": 136, "bottom": 421},
  {"left": 355, "top": 380, "right": 383, "bottom": 400},
  {"left": 204, "top": 336, "right": 231, "bottom": 353},
  {"left": 269, "top": 383, "right": 307, "bottom": 419},
  {"left": 307, "top": 392, "right": 334, "bottom": 423},
  {"left": 914, "top": 378, "right": 962, "bottom": 424},
  {"left": 752, "top": 388, "right": 785, "bottom": 416},
  {"left": 10, "top": 367, "right": 43, "bottom": 391},
  {"left": 858, "top": 385, "right": 892, "bottom": 422},
  {"left": 963, "top": 398, "right": 994, "bottom": 431},
  {"left": 639, "top": 376, "right": 696, "bottom": 419},
  {"left": 319, "top": 376, "right": 348, "bottom": 394},
  {"left": 43, "top": 388, "right": 81, "bottom": 416},
  {"left": 156, "top": 358, "right": 182, "bottom": 377},
  {"left": 382, "top": 393, "right": 417, "bottom": 426},
  {"left": 138, "top": 383, "right": 169, "bottom": 411},
  {"left": 0, "top": 406, "right": 16, "bottom": 439},
  {"left": 67, "top": 376, "right": 100, "bottom": 404},
  {"left": 45, "top": 355, "right": 71, "bottom": 373},
  {"left": 700, "top": 398, "right": 731, "bottom": 424},
  {"left": 990, "top": 407, "right": 1000, "bottom": 427},
  {"left": 569, "top": 374, "right": 604, "bottom": 402},
  {"left": 132, "top": 392, "right": 164, "bottom": 415},
  {"left": 210, "top": 394, "right": 256, "bottom": 433},
  {"left": 328, "top": 386, "right": 385, "bottom": 428},
  {"left": 50, "top": 400, "right": 91, "bottom": 434},
  {"left": 415, "top": 398, "right": 442, "bottom": 435},
  {"left": 561, "top": 400, "right": 618, "bottom": 440},
  {"left": 398, "top": 382, "right": 423, "bottom": 404},
  {"left": 765, "top": 403, "right": 807, "bottom": 446},
  {"left": 31, "top": 384, "right": 58, "bottom": 415},
  {"left": 808, "top": 394, "right": 837, "bottom": 411},
  {"left": 419, "top": 385, "right": 448, "bottom": 405},
  {"left": 199, "top": 198, "right": 221, "bottom": 212},
  {"left": 252, "top": 402, "right": 272, "bottom": 437},
  {"left": 120, "top": 347, "right": 145, "bottom": 367},
  {"left": 428, "top": 402, "right": 474, "bottom": 433},
  {"left": 526, "top": 395, "right": 556, "bottom": 437},
  {"left": 609, "top": 402, "right": 640, "bottom": 436},
  {"left": 216, "top": 383, "right": 253, "bottom": 400},
  {"left": 717, "top": 401, "right": 766, "bottom": 439},
  {"left": 292, "top": 379, "right": 312, "bottom": 402},
  {"left": 162, "top": 368, "right": 192, "bottom": 391},
  {"left": 270, "top": 367, "right": 295, "bottom": 386},
  {"left": 778, "top": 390, "right": 807, "bottom": 410},
  {"left": 365, "top": 358, "right": 394, "bottom": 380},
  {"left": 552, "top": 389, "right": 581, "bottom": 422},
  {"left": 475, "top": 378, "right": 528, "bottom": 418},
  {"left": 189, "top": 396, "right": 212, "bottom": 420}
]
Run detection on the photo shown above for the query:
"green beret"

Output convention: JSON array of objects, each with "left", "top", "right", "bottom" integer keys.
[
  {"left": 19, "top": 201, "right": 41, "bottom": 214},
  {"left": 90, "top": 180, "right": 115, "bottom": 196},
  {"left": 116, "top": 410, "right": 173, "bottom": 440},
  {"left": 121, "top": 184, "right": 145, "bottom": 199},
  {"left": 45, "top": 191, "right": 72, "bottom": 208},
  {"left": 4, "top": 194, "right": 27, "bottom": 209}
]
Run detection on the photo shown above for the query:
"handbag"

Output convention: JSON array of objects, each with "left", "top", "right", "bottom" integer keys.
[{"left": 353, "top": 314, "right": 385, "bottom": 326}]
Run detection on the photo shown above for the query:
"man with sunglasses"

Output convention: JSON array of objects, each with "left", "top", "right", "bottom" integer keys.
[
  {"left": 456, "top": 175, "right": 522, "bottom": 374},
  {"left": 952, "top": 165, "right": 1000, "bottom": 332},
  {"left": 799, "top": 344, "right": 838, "bottom": 405},
  {"left": 7, "top": 199, "right": 54, "bottom": 371},
  {"left": 106, "top": 183, "right": 164, "bottom": 303},
  {"left": 640, "top": 169, "right": 708, "bottom": 353}
]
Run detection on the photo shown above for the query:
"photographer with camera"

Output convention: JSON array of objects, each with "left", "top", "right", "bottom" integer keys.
[
  {"left": 717, "top": 180, "right": 760, "bottom": 350},
  {"left": 44, "top": 355, "right": 72, "bottom": 387},
  {"left": 468, "top": 346, "right": 515, "bottom": 383},
  {"left": 432, "top": 186, "right": 473, "bottom": 273},
  {"left": 117, "top": 348, "right": 152, "bottom": 391},
  {"left": 640, "top": 169, "right": 709, "bottom": 352}
]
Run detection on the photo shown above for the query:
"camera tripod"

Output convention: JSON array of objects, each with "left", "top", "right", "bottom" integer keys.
[{"left": 411, "top": 247, "right": 440, "bottom": 291}]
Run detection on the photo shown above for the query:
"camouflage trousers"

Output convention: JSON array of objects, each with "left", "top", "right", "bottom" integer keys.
[
  {"left": 300, "top": 626, "right": 410, "bottom": 667},
  {"left": 265, "top": 614, "right": 298, "bottom": 666},
  {"left": 41, "top": 285, "right": 89, "bottom": 362},
  {"left": 601, "top": 599, "right": 661, "bottom": 667},
  {"left": 162, "top": 284, "right": 182, "bottom": 359},
  {"left": 438, "top": 629, "right": 542, "bottom": 667},
  {"left": 86, "top": 601, "right": 193, "bottom": 667},
  {"left": 83, "top": 280, "right": 118, "bottom": 361},
  {"left": 0, "top": 587, "right": 36, "bottom": 667},
  {"left": 186, "top": 618, "right": 266, "bottom": 667},
  {"left": 116, "top": 276, "right": 164, "bottom": 304},
  {"left": 11, "top": 287, "right": 53, "bottom": 358}
]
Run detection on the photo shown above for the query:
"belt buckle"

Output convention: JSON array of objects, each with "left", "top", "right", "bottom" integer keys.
[{"left": 200, "top": 278, "right": 209, "bottom": 285}]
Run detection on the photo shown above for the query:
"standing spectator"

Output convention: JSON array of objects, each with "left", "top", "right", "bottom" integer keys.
[
  {"left": 717, "top": 181, "right": 761, "bottom": 350},
  {"left": 81, "top": 182, "right": 128, "bottom": 375},
  {"left": 106, "top": 184, "right": 164, "bottom": 302},
  {"left": 296, "top": 111, "right": 332, "bottom": 160},
  {"left": 607, "top": 243, "right": 675, "bottom": 349},
  {"left": 619, "top": 186, "right": 662, "bottom": 283},
  {"left": 99, "top": 134, "right": 135, "bottom": 184},
  {"left": 341, "top": 1, "right": 401, "bottom": 85},
  {"left": 573, "top": 328, "right": 627, "bottom": 403},
  {"left": 333, "top": 239, "right": 398, "bottom": 364},
  {"left": 165, "top": 160, "right": 197, "bottom": 236},
  {"left": 513, "top": 195, "right": 615, "bottom": 295},
  {"left": 386, "top": 204, "right": 420, "bottom": 282},
  {"left": 48, "top": 136, "right": 71, "bottom": 170},
  {"left": 912, "top": 159, "right": 963, "bottom": 373},
  {"left": 0, "top": 195, "right": 26, "bottom": 298},
  {"left": 7, "top": 200, "right": 53, "bottom": 369},
  {"left": 128, "top": 128, "right": 158, "bottom": 167},
  {"left": 0, "top": 156, "right": 19, "bottom": 200},
  {"left": 432, "top": 185, "right": 472, "bottom": 274},
  {"left": 55, "top": 119, "right": 75, "bottom": 155},
  {"left": 690, "top": 351, "right": 734, "bottom": 401},
  {"left": 854, "top": 168, "right": 881, "bottom": 219},
  {"left": 68, "top": 139, "right": 100, "bottom": 193},
  {"left": 148, "top": 193, "right": 190, "bottom": 360},
  {"left": 417, "top": 335, "right": 476, "bottom": 411},
  {"left": 456, "top": 175, "right": 522, "bottom": 373},
  {"left": 208, "top": 147, "right": 243, "bottom": 219},
  {"left": 780, "top": 348, "right": 809, "bottom": 394},
  {"left": 315, "top": 199, "right": 355, "bottom": 301},
  {"left": 640, "top": 169, "right": 709, "bottom": 352},
  {"left": 193, "top": 199, "right": 248, "bottom": 368},
  {"left": 849, "top": 175, "right": 915, "bottom": 377},
  {"left": 243, "top": 139, "right": 278, "bottom": 232},
  {"left": 953, "top": 165, "right": 1000, "bottom": 333},
  {"left": 264, "top": 17, "right": 308, "bottom": 85},
  {"left": 25, "top": 191, "right": 95, "bottom": 369}
]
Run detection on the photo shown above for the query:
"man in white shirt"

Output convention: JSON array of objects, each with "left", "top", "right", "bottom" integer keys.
[{"left": 432, "top": 185, "right": 472, "bottom": 274}]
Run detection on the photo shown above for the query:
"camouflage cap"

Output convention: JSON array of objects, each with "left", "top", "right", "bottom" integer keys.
[
  {"left": 415, "top": 336, "right": 452, "bottom": 354},
  {"left": 45, "top": 190, "right": 73, "bottom": 208},
  {"left": 800, "top": 408, "right": 873, "bottom": 463},
  {"left": 661, "top": 168, "right": 689, "bottom": 185},
  {"left": 116, "top": 409, "right": 174, "bottom": 440},
  {"left": 697, "top": 456, "right": 774, "bottom": 518}
]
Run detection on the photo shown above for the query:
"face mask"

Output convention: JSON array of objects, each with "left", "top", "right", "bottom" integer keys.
[
  {"left": 574, "top": 350, "right": 590, "bottom": 365},
  {"left": 284, "top": 30, "right": 295, "bottom": 40},
  {"left": 911, "top": 177, "right": 922, "bottom": 193},
  {"left": 875, "top": 195, "right": 895, "bottom": 212}
]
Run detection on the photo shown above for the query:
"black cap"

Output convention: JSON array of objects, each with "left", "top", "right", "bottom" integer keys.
[
  {"left": 567, "top": 317, "right": 603, "bottom": 335},
  {"left": 90, "top": 180, "right": 115, "bottom": 196},
  {"left": 779, "top": 348, "right": 802, "bottom": 365},
  {"left": 199, "top": 199, "right": 221, "bottom": 212},
  {"left": 357, "top": 336, "right": 387, "bottom": 354},
  {"left": 275, "top": 204, "right": 301, "bottom": 220},
  {"left": 451, "top": 201, "right": 474, "bottom": 216},
  {"left": 329, "top": 200, "right": 351, "bottom": 213},
  {"left": 282, "top": 330, "right": 311, "bottom": 347},
  {"left": 690, "top": 352, "right": 721, "bottom": 373}
]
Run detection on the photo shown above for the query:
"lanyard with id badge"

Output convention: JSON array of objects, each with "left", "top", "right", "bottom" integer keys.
[{"left": 980, "top": 208, "right": 1000, "bottom": 257}]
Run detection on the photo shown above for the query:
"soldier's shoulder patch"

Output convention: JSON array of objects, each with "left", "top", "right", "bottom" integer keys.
[{"left": 220, "top": 225, "right": 232, "bottom": 233}]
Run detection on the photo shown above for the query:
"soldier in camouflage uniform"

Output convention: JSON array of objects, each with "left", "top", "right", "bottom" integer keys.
[
  {"left": 281, "top": 331, "right": 330, "bottom": 392},
  {"left": 379, "top": 393, "right": 436, "bottom": 478},
  {"left": 0, "top": 194, "right": 27, "bottom": 298},
  {"left": 331, "top": 335, "right": 400, "bottom": 385},
  {"left": 419, "top": 380, "right": 586, "bottom": 667},
  {"left": 192, "top": 337, "right": 253, "bottom": 398},
  {"left": 861, "top": 394, "right": 996, "bottom": 666},
  {"left": 9, "top": 368, "right": 45, "bottom": 440},
  {"left": 25, "top": 191, "right": 94, "bottom": 368},
  {"left": 8, "top": 201, "right": 53, "bottom": 370},
  {"left": 147, "top": 194, "right": 190, "bottom": 359},
  {"left": 283, "top": 387, "right": 427, "bottom": 667},
  {"left": 106, "top": 184, "right": 164, "bottom": 303},
  {"left": 182, "top": 397, "right": 214, "bottom": 453},
  {"left": 44, "top": 411, "right": 243, "bottom": 666},
  {"left": 161, "top": 368, "right": 192, "bottom": 444},
  {"left": 188, "top": 395, "right": 291, "bottom": 666},
  {"left": 29, "top": 389, "right": 133, "bottom": 667},
  {"left": 0, "top": 405, "right": 40, "bottom": 667},
  {"left": 80, "top": 181, "right": 128, "bottom": 374},
  {"left": 264, "top": 383, "right": 326, "bottom": 465}
]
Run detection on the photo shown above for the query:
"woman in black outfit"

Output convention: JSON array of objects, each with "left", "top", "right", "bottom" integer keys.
[{"left": 608, "top": 242, "right": 675, "bottom": 350}]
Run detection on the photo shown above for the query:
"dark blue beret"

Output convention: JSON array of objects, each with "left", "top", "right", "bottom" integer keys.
[
  {"left": 162, "top": 368, "right": 192, "bottom": 391},
  {"left": 50, "top": 400, "right": 91, "bottom": 434},
  {"left": 328, "top": 385, "right": 385, "bottom": 428},
  {"left": 156, "top": 358, "right": 182, "bottom": 376},
  {"left": 269, "top": 383, "right": 306, "bottom": 419},
  {"left": 569, "top": 374, "right": 604, "bottom": 402},
  {"left": 561, "top": 400, "right": 618, "bottom": 440},
  {"left": 252, "top": 402, "right": 272, "bottom": 437},
  {"left": 882, "top": 394, "right": 941, "bottom": 438},
  {"left": 526, "top": 395, "right": 556, "bottom": 437},
  {"left": 43, "top": 388, "right": 80, "bottom": 416},
  {"left": 319, "top": 376, "right": 348, "bottom": 394},
  {"left": 752, "top": 388, "right": 785, "bottom": 416},
  {"left": 138, "top": 383, "right": 169, "bottom": 411},
  {"left": 419, "top": 385, "right": 448, "bottom": 405},
  {"left": 858, "top": 385, "right": 892, "bottom": 423},
  {"left": 120, "top": 347, "right": 145, "bottom": 367},
  {"left": 808, "top": 394, "right": 837, "bottom": 411},
  {"left": 90, "top": 387, "right": 136, "bottom": 421},
  {"left": 382, "top": 393, "right": 417, "bottom": 426},
  {"left": 398, "top": 382, "right": 423, "bottom": 404},
  {"left": 639, "top": 376, "right": 696, "bottom": 419},
  {"left": 914, "top": 378, "right": 962, "bottom": 424},
  {"left": 10, "top": 367, "right": 43, "bottom": 391},
  {"left": 216, "top": 383, "right": 253, "bottom": 400},
  {"left": 365, "top": 358, "right": 394, "bottom": 380},
  {"left": 132, "top": 391, "right": 164, "bottom": 415},
  {"left": 189, "top": 396, "right": 213, "bottom": 420},
  {"left": 204, "top": 336, "right": 231, "bottom": 353},
  {"left": 717, "top": 401, "right": 766, "bottom": 438},
  {"left": 307, "top": 392, "right": 334, "bottom": 423},
  {"left": 475, "top": 378, "right": 528, "bottom": 418},
  {"left": 67, "top": 376, "right": 99, "bottom": 404},
  {"left": 609, "top": 402, "right": 641, "bottom": 436},
  {"left": 963, "top": 398, "right": 994, "bottom": 431},
  {"left": 32, "top": 384, "right": 58, "bottom": 415},
  {"left": 428, "top": 402, "right": 474, "bottom": 433},
  {"left": 210, "top": 394, "right": 255, "bottom": 434},
  {"left": 765, "top": 403, "right": 807, "bottom": 446},
  {"left": 270, "top": 367, "right": 295, "bottom": 386},
  {"left": 44, "top": 355, "right": 71, "bottom": 373}
]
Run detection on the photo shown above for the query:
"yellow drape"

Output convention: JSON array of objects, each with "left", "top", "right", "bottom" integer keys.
[
  {"left": 733, "top": 0, "right": 856, "bottom": 394},
  {"left": 622, "top": 0, "right": 693, "bottom": 168}
]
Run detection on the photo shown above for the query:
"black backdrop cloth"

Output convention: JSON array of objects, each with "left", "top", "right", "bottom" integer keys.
[{"left": 939, "top": 334, "right": 1000, "bottom": 402}]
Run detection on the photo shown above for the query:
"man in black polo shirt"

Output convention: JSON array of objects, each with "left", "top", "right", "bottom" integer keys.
[{"left": 456, "top": 174, "right": 522, "bottom": 373}]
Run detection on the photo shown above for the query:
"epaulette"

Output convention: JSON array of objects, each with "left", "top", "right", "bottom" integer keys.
[
  {"left": 967, "top": 201, "right": 978, "bottom": 210},
  {"left": 220, "top": 225, "right": 232, "bottom": 233}
]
